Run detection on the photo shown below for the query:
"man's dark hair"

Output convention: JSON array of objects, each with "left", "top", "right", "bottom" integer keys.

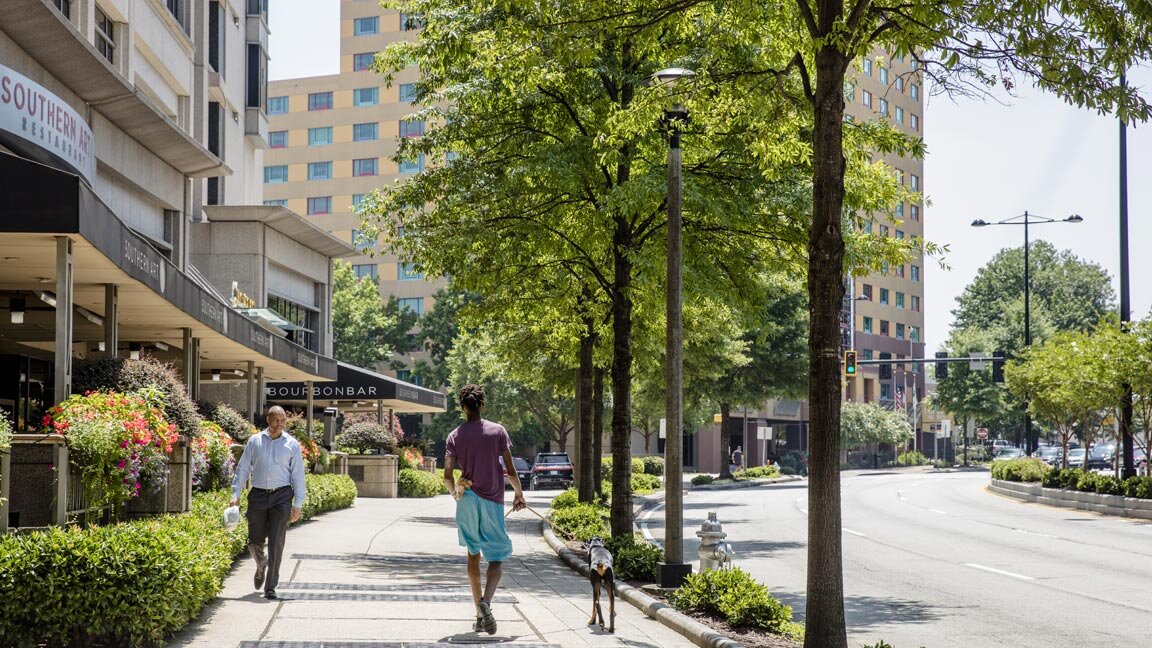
[{"left": 459, "top": 384, "right": 485, "bottom": 411}]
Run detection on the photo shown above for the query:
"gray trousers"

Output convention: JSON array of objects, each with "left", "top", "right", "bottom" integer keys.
[{"left": 247, "top": 486, "right": 293, "bottom": 592}]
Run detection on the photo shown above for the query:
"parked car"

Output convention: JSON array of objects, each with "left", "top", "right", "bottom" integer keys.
[
  {"left": 1067, "top": 448, "right": 1087, "bottom": 468},
  {"left": 500, "top": 456, "right": 533, "bottom": 489},
  {"left": 991, "top": 439, "right": 1013, "bottom": 453},
  {"left": 530, "top": 452, "right": 574, "bottom": 490},
  {"left": 1033, "top": 446, "right": 1063, "bottom": 465},
  {"left": 995, "top": 448, "right": 1025, "bottom": 460},
  {"left": 1087, "top": 447, "right": 1111, "bottom": 470}
]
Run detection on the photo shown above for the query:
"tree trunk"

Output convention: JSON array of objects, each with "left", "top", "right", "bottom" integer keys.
[
  {"left": 719, "top": 402, "right": 733, "bottom": 480},
  {"left": 578, "top": 327, "right": 596, "bottom": 502},
  {"left": 804, "top": 39, "right": 850, "bottom": 648},
  {"left": 610, "top": 231, "right": 635, "bottom": 538},
  {"left": 594, "top": 367, "right": 605, "bottom": 496}
]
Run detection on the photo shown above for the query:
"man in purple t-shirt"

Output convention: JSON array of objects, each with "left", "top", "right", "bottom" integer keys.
[{"left": 444, "top": 384, "right": 525, "bottom": 635}]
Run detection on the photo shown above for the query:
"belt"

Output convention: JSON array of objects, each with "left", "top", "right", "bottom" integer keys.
[{"left": 251, "top": 485, "right": 291, "bottom": 494}]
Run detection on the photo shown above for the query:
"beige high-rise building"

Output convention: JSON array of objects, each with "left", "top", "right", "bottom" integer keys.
[{"left": 265, "top": 2, "right": 439, "bottom": 385}]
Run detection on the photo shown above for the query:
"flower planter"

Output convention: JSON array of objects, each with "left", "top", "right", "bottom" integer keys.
[
  {"left": 125, "top": 437, "right": 191, "bottom": 517},
  {"left": 346, "top": 454, "right": 398, "bottom": 498},
  {"left": 7, "top": 434, "right": 68, "bottom": 528}
]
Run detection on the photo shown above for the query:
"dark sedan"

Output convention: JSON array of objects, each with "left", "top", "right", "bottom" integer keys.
[{"left": 501, "top": 457, "right": 532, "bottom": 489}]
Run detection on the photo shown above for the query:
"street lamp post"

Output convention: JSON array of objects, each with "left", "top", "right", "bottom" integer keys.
[
  {"left": 1119, "top": 71, "right": 1136, "bottom": 479},
  {"left": 971, "top": 212, "right": 1083, "bottom": 455},
  {"left": 647, "top": 67, "right": 694, "bottom": 589}
]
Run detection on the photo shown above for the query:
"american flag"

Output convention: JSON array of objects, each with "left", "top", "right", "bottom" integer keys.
[{"left": 894, "top": 388, "right": 905, "bottom": 411}]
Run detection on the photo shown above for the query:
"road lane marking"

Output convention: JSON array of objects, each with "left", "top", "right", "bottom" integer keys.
[
  {"left": 795, "top": 497, "right": 808, "bottom": 515},
  {"left": 844, "top": 528, "right": 867, "bottom": 537},
  {"left": 897, "top": 490, "right": 908, "bottom": 502},
  {"left": 1014, "top": 528, "right": 1059, "bottom": 539},
  {"left": 640, "top": 503, "right": 663, "bottom": 548},
  {"left": 965, "top": 563, "right": 1034, "bottom": 580},
  {"left": 929, "top": 508, "right": 948, "bottom": 515}
]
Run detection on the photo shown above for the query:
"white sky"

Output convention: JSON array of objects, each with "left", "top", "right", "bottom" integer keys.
[{"left": 268, "top": 1, "right": 1152, "bottom": 355}]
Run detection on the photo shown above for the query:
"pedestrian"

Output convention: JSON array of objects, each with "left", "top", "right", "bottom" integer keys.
[
  {"left": 443, "top": 384, "right": 526, "bottom": 635},
  {"left": 230, "top": 405, "right": 307, "bottom": 600},
  {"left": 732, "top": 446, "right": 744, "bottom": 471}
]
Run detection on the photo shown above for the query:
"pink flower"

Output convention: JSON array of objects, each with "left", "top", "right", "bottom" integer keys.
[{"left": 116, "top": 460, "right": 127, "bottom": 470}]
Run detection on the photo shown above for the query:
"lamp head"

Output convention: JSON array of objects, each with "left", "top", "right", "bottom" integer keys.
[
  {"left": 971, "top": 219, "right": 988, "bottom": 227},
  {"left": 1065, "top": 214, "right": 1083, "bottom": 223},
  {"left": 10, "top": 297, "right": 25, "bottom": 324},
  {"left": 647, "top": 67, "right": 696, "bottom": 88}
]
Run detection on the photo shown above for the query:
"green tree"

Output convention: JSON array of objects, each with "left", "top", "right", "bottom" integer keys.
[
  {"left": 332, "top": 261, "right": 414, "bottom": 369},
  {"left": 1114, "top": 319, "right": 1152, "bottom": 474},
  {"left": 840, "top": 401, "right": 913, "bottom": 450}
]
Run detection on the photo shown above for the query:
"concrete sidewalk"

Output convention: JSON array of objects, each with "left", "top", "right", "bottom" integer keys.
[{"left": 169, "top": 492, "right": 695, "bottom": 648}]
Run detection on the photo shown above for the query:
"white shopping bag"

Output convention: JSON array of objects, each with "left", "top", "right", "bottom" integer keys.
[{"left": 223, "top": 505, "right": 241, "bottom": 531}]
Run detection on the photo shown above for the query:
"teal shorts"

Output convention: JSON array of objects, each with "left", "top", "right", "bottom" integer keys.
[{"left": 456, "top": 489, "right": 512, "bottom": 562}]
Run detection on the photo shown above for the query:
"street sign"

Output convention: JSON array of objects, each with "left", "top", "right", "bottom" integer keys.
[
  {"left": 970, "top": 352, "right": 987, "bottom": 371},
  {"left": 976, "top": 427, "right": 989, "bottom": 440},
  {"left": 939, "top": 419, "right": 952, "bottom": 439},
  {"left": 659, "top": 418, "right": 667, "bottom": 439},
  {"left": 756, "top": 426, "right": 773, "bottom": 440}
]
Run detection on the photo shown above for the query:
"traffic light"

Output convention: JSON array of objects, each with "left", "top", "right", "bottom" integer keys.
[
  {"left": 844, "top": 350, "right": 858, "bottom": 378},
  {"left": 879, "top": 352, "right": 892, "bottom": 380},
  {"left": 992, "top": 351, "right": 1006, "bottom": 383},
  {"left": 935, "top": 351, "right": 949, "bottom": 379}
]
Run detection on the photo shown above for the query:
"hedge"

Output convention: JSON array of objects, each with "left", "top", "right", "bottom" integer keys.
[
  {"left": 549, "top": 502, "right": 609, "bottom": 541},
  {"left": 733, "top": 465, "right": 780, "bottom": 480},
  {"left": 1037, "top": 467, "right": 1152, "bottom": 499},
  {"left": 896, "top": 451, "right": 930, "bottom": 466},
  {"left": 399, "top": 468, "right": 445, "bottom": 497},
  {"left": 692, "top": 474, "right": 715, "bottom": 486},
  {"left": 990, "top": 458, "right": 1051, "bottom": 482},
  {"left": 0, "top": 474, "right": 355, "bottom": 647},
  {"left": 669, "top": 567, "right": 800, "bottom": 638}
]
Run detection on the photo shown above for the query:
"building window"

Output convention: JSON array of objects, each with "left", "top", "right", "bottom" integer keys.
[
  {"left": 895, "top": 77, "right": 904, "bottom": 92},
  {"left": 268, "top": 294, "right": 319, "bottom": 352},
  {"left": 399, "top": 83, "right": 416, "bottom": 103},
  {"left": 911, "top": 295, "right": 921, "bottom": 312},
  {"left": 353, "top": 264, "right": 378, "bottom": 280},
  {"left": 209, "top": 1, "right": 226, "bottom": 74},
  {"left": 354, "top": 16, "right": 379, "bottom": 35},
  {"left": 268, "top": 130, "right": 288, "bottom": 148},
  {"left": 880, "top": 320, "right": 889, "bottom": 336},
  {"left": 862, "top": 283, "right": 873, "bottom": 300},
  {"left": 400, "top": 13, "right": 424, "bottom": 30},
  {"left": 911, "top": 326, "right": 921, "bottom": 342},
  {"left": 246, "top": 43, "right": 267, "bottom": 110},
  {"left": 911, "top": 174, "right": 920, "bottom": 191},
  {"left": 308, "top": 127, "right": 333, "bottom": 146},
  {"left": 882, "top": 261, "right": 890, "bottom": 274},
  {"left": 896, "top": 292, "right": 905, "bottom": 309},
  {"left": 862, "top": 349, "right": 874, "bottom": 360},
  {"left": 264, "top": 199, "right": 288, "bottom": 206},
  {"left": 879, "top": 224, "right": 889, "bottom": 237},
  {"left": 911, "top": 83, "right": 920, "bottom": 100},
  {"left": 862, "top": 58, "right": 872, "bottom": 77},
  {"left": 352, "top": 193, "right": 367, "bottom": 208},
  {"left": 844, "top": 82, "right": 856, "bottom": 102},
  {"left": 396, "top": 370, "right": 423, "bottom": 386},
  {"left": 268, "top": 96, "right": 288, "bottom": 114},
  {"left": 352, "top": 229, "right": 377, "bottom": 249},
  {"left": 911, "top": 265, "right": 921, "bottom": 282},
  {"left": 895, "top": 229, "right": 904, "bottom": 240},
  {"left": 397, "top": 297, "right": 424, "bottom": 314},
  {"left": 166, "top": 0, "right": 185, "bottom": 28},
  {"left": 881, "top": 383, "right": 892, "bottom": 402},
  {"left": 95, "top": 7, "right": 115, "bottom": 63},
  {"left": 879, "top": 288, "right": 889, "bottom": 305},
  {"left": 53, "top": 0, "right": 71, "bottom": 18},
  {"left": 398, "top": 155, "right": 425, "bottom": 174},
  {"left": 895, "top": 106, "right": 904, "bottom": 124},
  {"left": 879, "top": 66, "right": 888, "bottom": 84},
  {"left": 353, "top": 122, "right": 378, "bottom": 141},
  {"left": 861, "top": 89, "right": 872, "bottom": 108},
  {"left": 264, "top": 165, "right": 288, "bottom": 184},
  {"left": 896, "top": 323, "right": 906, "bottom": 340},
  {"left": 308, "top": 92, "right": 333, "bottom": 111},
  {"left": 895, "top": 202, "right": 905, "bottom": 218},
  {"left": 399, "top": 262, "right": 423, "bottom": 280},
  {"left": 911, "top": 205, "right": 920, "bottom": 221},
  {"left": 879, "top": 98, "right": 889, "bottom": 116},
  {"left": 354, "top": 87, "right": 379, "bottom": 106},
  {"left": 863, "top": 221, "right": 873, "bottom": 234},
  {"left": 307, "top": 161, "right": 332, "bottom": 181},
  {"left": 307, "top": 196, "right": 332, "bottom": 215},
  {"left": 911, "top": 114, "right": 920, "bottom": 131},
  {"left": 863, "top": 317, "right": 873, "bottom": 334},
  {"left": 400, "top": 120, "right": 426, "bottom": 138},
  {"left": 353, "top": 158, "right": 378, "bottom": 176},
  {"left": 246, "top": 0, "right": 267, "bottom": 16},
  {"left": 895, "top": 264, "right": 905, "bottom": 278},
  {"left": 353, "top": 53, "right": 375, "bottom": 71}
]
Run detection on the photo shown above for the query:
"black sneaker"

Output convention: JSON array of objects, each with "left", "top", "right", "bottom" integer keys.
[
  {"left": 472, "top": 617, "right": 484, "bottom": 633},
  {"left": 478, "top": 600, "right": 497, "bottom": 635},
  {"left": 264, "top": 590, "right": 278, "bottom": 600}
]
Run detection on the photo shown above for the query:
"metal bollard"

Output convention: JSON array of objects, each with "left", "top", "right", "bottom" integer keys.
[{"left": 696, "top": 511, "right": 734, "bottom": 571}]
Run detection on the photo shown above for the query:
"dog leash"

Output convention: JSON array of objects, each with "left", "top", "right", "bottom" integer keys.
[{"left": 506, "top": 503, "right": 549, "bottom": 522}]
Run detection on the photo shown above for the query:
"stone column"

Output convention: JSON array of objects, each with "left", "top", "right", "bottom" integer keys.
[
  {"left": 54, "top": 237, "right": 73, "bottom": 405},
  {"left": 104, "top": 284, "right": 118, "bottom": 357},
  {"left": 0, "top": 449, "right": 10, "bottom": 533},
  {"left": 246, "top": 360, "right": 256, "bottom": 422}
]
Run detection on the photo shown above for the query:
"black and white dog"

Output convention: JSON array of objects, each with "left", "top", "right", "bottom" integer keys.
[{"left": 586, "top": 537, "right": 616, "bottom": 633}]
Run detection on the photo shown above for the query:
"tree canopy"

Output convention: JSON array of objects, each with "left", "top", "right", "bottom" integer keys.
[
  {"left": 331, "top": 261, "right": 417, "bottom": 370},
  {"left": 840, "top": 401, "right": 914, "bottom": 449}
]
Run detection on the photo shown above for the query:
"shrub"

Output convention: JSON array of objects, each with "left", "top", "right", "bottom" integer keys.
[
  {"left": 336, "top": 421, "right": 397, "bottom": 455},
  {"left": 1075, "top": 470, "right": 1100, "bottom": 492},
  {"left": 191, "top": 421, "right": 236, "bottom": 492},
  {"left": 1042, "top": 467, "right": 1078, "bottom": 489},
  {"left": 74, "top": 356, "right": 202, "bottom": 438},
  {"left": 780, "top": 466, "right": 797, "bottom": 476},
  {"left": 1095, "top": 475, "right": 1124, "bottom": 496},
  {"left": 400, "top": 446, "right": 425, "bottom": 470},
  {"left": 641, "top": 455, "right": 665, "bottom": 476},
  {"left": 606, "top": 534, "right": 662, "bottom": 582},
  {"left": 897, "top": 451, "right": 929, "bottom": 466},
  {"left": 990, "top": 458, "right": 1050, "bottom": 482},
  {"left": 669, "top": 567, "right": 794, "bottom": 633},
  {"left": 0, "top": 414, "right": 11, "bottom": 451},
  {"left": 600, "top": 456, "right": 644, "bottom": 477},
  {"left": 632, "top": 472, "right": 662, "bottom": 493},
  {"left": 398, "top": 468, "right": 444, "bottom": 497},
  {"left": 551, "top": 488, "right": 580, "bottom": 509},
  {"left": 959, "top": 445, "right": 991, "bottom": 463},
  {"left": 200, "top": 402, "right": 255, "bottom": 443},
  {"left": 734, "top": 465, "right": 780, "bottom": 480},
  {"left": 933, "top": 459, "right": 952, "bottom": 469},
  {"left": 284, "top": 413, "right": 322, "bottom": 467},
  {"left": 692, "top": 474, "right": 715, "bottom": 486},
  {"left": 549, "top": 502, "right": 609, "bottom": 541},
  {"left": 1123, "top": 476, "right": 1152, "bottom": 499},
  {"left": 300, "top": 474, "right": 358, "bottom": 519}
]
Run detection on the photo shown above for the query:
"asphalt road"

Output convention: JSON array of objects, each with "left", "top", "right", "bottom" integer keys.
[{"left": 641, "top": 470, "right": 1152, "bottom": 648}]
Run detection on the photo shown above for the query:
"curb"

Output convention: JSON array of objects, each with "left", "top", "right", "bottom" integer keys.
[
  {"left": 689, "top": 475, "right": 803, "bottom": 491},
  {"left": 540, "top": 520, "right": 743, "bottom": 648}
]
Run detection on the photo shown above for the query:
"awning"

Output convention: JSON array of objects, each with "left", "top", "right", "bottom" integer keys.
[
  {"left": 266, "top": 362, "right": 448, "bottom": 414},
  {"left": 0, "top": 152, "right": 336, "bottom": 382}
]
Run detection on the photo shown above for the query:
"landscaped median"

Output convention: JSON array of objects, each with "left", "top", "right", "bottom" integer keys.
[
  {"left": 989, "top": 457, "right": 1152, "bottom": 520},
  {"left": 0, "top": 473, "right": 356, "bottom": 647},
  {"left": 544, "top": 488, "right": 803, "bottom": 648}
]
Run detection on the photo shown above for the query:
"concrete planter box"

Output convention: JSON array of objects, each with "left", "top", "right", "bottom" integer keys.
[
  {"left": 422, "top": 456, "right": 437, "bottom": 473},
  {"left": 329, "top": 451, "right": 349, "bottom": 476},
  {"left": 990, "top": 478, "right": 1152, "bottom": 520},
  {"left": 7, "top": 434, "right": 68, "bottom": 528},
  {"left": 125, "top": 437, "right": 192, "bottom": 518},
  {"left": 347, "top": 454, "right": 398, "bottom": 498}
]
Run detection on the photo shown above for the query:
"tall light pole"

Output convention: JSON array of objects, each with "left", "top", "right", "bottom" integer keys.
[
  {"left": 647, "top": 66, "right": 694, "bottom": 589},
  {"left": 972, "top": 212, "right": 1083, "bottom": 454},
  {"left": 1119, "top": 71, "right": 1135, "bottom": 478}
]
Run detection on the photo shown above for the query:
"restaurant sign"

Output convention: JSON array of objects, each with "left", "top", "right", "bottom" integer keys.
[{"left": 0, "top": 64, "right": 95, "bottom": 184}]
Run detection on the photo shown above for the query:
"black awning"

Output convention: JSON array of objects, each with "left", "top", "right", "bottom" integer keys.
[{"left": 266, "top": 362, "right": 448, "bottom": 413}]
